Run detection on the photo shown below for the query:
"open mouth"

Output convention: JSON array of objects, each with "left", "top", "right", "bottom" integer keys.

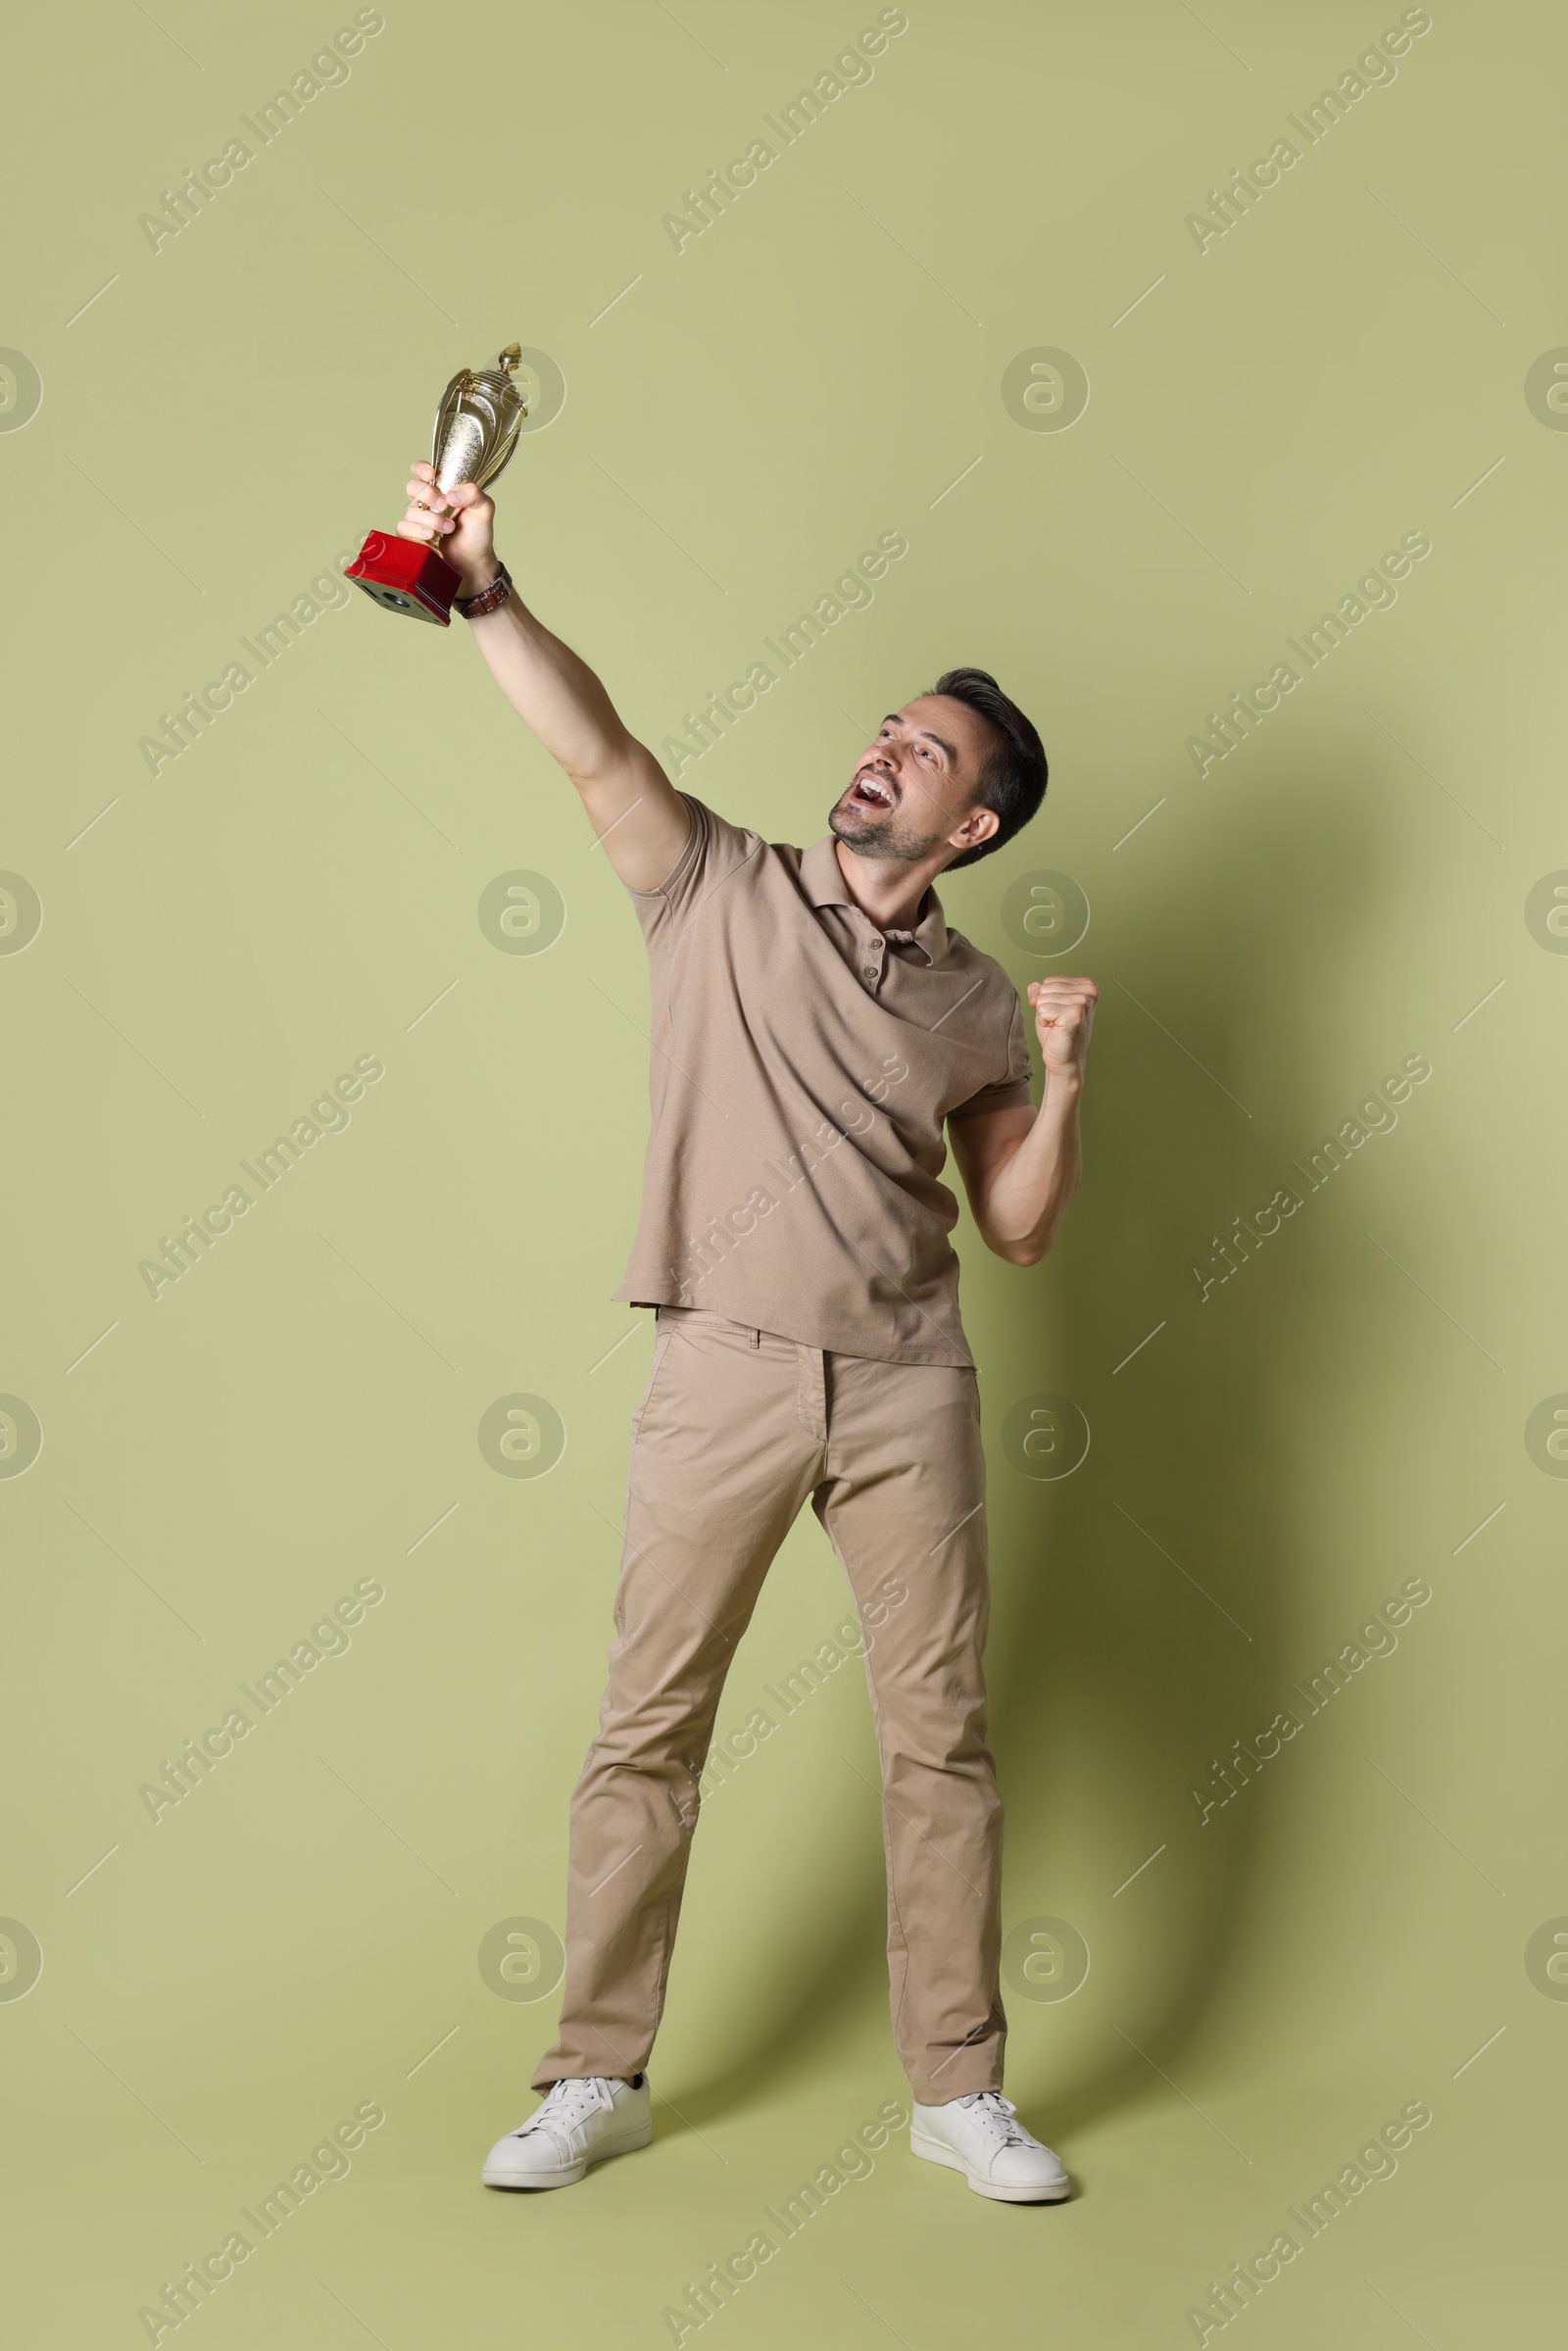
[{"left": 848, "top": 768, "right": 898, "bottom": 812}]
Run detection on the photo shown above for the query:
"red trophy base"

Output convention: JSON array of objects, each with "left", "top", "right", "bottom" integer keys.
[{"left": 346, "top": 530, "right": 462, "bottom": 626}]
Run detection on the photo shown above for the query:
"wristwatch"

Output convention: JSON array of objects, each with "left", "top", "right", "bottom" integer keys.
[{"left": 455, "top": 562, "right": 512, "bottom": 619}]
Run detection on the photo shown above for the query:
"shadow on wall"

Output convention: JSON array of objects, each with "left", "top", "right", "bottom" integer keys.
[{"left": 655, "top": 759, "right": 1389, "bottom": 2134}]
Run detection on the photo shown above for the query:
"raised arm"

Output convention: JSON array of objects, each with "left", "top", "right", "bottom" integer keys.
[{"left": 397, "top": 464, "right": 690, "bottom": 891}]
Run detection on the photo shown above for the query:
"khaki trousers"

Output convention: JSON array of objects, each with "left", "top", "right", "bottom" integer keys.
[{"left": 531, "top": 1306, "right": 1007, "bottom": 2104}]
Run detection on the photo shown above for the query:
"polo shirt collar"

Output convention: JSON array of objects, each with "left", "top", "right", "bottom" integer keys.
[{"left": 801, "top": 835, "right": 950, "bottom": 964}]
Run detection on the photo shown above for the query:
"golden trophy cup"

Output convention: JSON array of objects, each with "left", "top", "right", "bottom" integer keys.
[{"left": 347, "top": 343, "right": 527, "bottom": 625}]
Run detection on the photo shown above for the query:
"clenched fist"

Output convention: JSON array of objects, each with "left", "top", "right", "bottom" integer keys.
[
  {"left": 1027, "top": 976, "right": 1097, "bottom": 1083},
  {"left": 397, "top": 463, "right": 499, "bottom": 598}
]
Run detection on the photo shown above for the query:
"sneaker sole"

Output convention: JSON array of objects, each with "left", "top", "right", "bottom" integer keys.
[
  {"left": 910, "top": 2131, "right": 1070, "bottom": 2203},
  {"left": 481, "top": 2121, "right": 653, "bottom": 2191}
]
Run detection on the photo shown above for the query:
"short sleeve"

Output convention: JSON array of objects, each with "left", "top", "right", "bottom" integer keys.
[
  {"left": 947, "top": 989, "right": 1035, "bottom": 1121},
  {"left": 623, "top": 793, "right": 758, "bottom": 945}
]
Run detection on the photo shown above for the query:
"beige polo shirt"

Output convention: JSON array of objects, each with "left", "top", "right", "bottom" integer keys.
[{"left": 612, "top": 795, "right": 1034, "bottom": 1367}]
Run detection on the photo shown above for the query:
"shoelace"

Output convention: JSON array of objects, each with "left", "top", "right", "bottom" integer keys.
[
  {"left": 956, "top": 2091, "right": 1030, "bottom": 2149},
  {"left": 514, "top": 2077, "right": 614, "bottom": 2146}
]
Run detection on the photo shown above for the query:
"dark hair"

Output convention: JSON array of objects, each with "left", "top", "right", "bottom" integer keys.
[{"left": 927, "top": 667, "right": 1048, "bottom": 868}]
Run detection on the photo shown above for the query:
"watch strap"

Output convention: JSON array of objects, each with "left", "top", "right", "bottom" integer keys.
[{"left": 455, "top": 562, "right": 512, "bottom": 618}]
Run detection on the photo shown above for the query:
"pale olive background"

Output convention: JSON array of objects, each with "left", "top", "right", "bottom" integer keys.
[{"left": 3, "top": 1, "right": 1564, "bottom": 2344}]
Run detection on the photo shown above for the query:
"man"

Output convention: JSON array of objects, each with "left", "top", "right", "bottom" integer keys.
[{"left": 393, "top": 462, "right": 1097, "bottom": 2203}]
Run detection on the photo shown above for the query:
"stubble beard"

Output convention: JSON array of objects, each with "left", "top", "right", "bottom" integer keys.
[{"left": 828, "top": 796, "right": 943, "bottom": 865}]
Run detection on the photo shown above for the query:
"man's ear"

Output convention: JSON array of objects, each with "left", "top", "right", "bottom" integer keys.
[{"left": 948, "top": 805, "right": 1000, "bottom": 855}]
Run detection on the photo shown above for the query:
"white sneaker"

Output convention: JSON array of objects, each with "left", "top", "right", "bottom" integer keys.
[
  {"left": 911, "top": 2091, "right": 1070, "bottom": 2202},
  {"left": 481, "top": 2073, "right": 653, "bottom": 2190}
]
